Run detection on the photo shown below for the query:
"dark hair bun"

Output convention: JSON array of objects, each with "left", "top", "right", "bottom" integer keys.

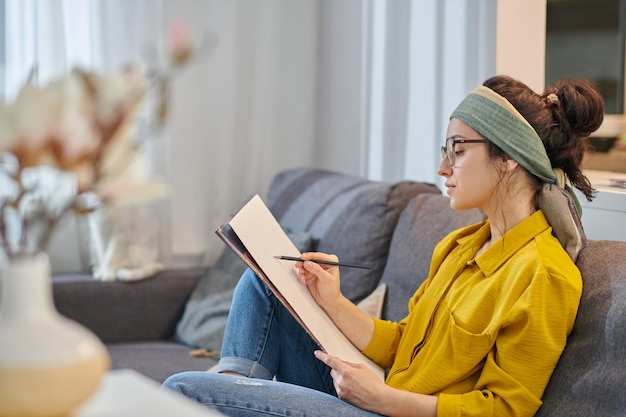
[{"left": 549, "top": 80, "right": 604, "bottom": 139}]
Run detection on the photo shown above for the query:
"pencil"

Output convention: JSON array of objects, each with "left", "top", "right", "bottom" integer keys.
[{"left": 274, "top": 255, "right": 372, "bottom": 270}]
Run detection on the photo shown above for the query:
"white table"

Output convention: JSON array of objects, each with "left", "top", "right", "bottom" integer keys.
[{"left": 72, "top": 369, "right": 225, "bottom": 417}]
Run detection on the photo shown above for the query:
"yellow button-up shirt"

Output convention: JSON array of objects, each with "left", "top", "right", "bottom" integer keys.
[{"left": 362, "top": 210, "right": 582, "bottom": 417}]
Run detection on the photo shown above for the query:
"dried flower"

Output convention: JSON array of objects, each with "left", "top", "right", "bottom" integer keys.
[
  {"left": 167, "top": 19, "right": 194, "bottom": 67},
  {"left": 0, "top": 20, "right": 205, "bottom": 263}
]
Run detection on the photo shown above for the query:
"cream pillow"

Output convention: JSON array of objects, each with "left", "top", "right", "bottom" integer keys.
[{"left": 356, "top": 283, "right": 387, "bottom": 319}]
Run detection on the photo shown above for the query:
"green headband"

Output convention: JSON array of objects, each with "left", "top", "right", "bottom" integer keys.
[{"left": 451, "top": 85, "right": 556, "bottom": 184}]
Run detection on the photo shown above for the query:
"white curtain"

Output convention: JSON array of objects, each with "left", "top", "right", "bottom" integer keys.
[
  {"left": 1, "top": 0, "right": 319, "bottom": 270},
  {"left": 2, "top": 0, "right": 161, "bottom": 98}
]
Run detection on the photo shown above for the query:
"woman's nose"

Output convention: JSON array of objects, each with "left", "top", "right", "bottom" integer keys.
[{"left": 437, "top": 157, "right": 451, "bottom": 177}]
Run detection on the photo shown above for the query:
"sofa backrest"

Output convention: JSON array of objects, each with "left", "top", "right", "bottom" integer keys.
[
  {"left": 536, "top": 239, "right": 626, "bottom": 417},
  {"left": 380, "top": 193, "right": 484, "bottom": 321},
  {"left": 266, "top": 168, "right": 440, "bottom": 303}
]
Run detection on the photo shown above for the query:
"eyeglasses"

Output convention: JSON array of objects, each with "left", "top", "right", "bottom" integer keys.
[{"left": 440, "top": 137, "right": 490, "bottom": 166}]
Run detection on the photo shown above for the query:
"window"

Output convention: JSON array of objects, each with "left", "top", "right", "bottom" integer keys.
[{"left": 546, "top": 0, "right": 626, "bottom": 115}]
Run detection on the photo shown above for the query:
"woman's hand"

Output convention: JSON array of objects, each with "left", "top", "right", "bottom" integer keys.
[
  {"left": 294, "top": 252, "right": 343, "bottom": 309},
  {"left": 295, "top": 252, "right": 377, "bottom": 351},
  {"left": 314, "top": 350, "right": 390, "bottom": 413},
  {"left": 314, "top": 351, "right": 439, "bottom": 417}
]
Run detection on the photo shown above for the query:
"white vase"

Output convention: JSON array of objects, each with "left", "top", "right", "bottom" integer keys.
[{"left": 0, "top": 254, "right": 110, "bottom": 417}]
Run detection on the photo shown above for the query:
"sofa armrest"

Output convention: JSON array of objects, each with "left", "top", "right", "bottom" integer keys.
[{"left": 52, "top": 268, "right": 204, "bottom": 344}]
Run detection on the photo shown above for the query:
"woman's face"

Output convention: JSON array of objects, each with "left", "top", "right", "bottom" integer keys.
[{"left": 437, "top": 118, "right": 501, "bottom": 212}]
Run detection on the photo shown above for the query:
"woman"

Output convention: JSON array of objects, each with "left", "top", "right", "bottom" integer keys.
[{"left": 163, "top": 75, "right": 604, "bottom": 417}]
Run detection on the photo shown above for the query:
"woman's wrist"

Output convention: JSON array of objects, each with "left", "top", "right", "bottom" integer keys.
[{"left": 319, "top": 293, "right": 350, "bottom": 315}]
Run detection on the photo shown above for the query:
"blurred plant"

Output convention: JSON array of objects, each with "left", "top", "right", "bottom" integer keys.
[{"left": 0, "top": 20, "right": 209, "bottom": 262}]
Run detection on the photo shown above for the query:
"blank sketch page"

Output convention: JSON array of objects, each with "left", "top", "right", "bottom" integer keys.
[{"left": 228, "top": 194, "right": 384, "bottom": 380}]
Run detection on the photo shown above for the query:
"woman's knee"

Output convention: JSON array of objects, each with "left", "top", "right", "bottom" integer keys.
[
  {"left": 233, "top": 268, "right": 272, "bottom": 302},
  {"left": 236, "top": 267, "right": 259, "bottom": 288},
  {"left": 162, "top": 372, "right": 193, "bottom": 394},
  {"left": 162, "top": 371, "right": 220, "bottom": 397}
]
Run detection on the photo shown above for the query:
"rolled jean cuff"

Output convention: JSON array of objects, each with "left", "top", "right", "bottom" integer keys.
[{"left": 216, "top": 356, "right": 274, "bottom": 380}]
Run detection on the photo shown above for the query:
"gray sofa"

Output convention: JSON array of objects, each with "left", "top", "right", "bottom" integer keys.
[{"left": 53, "top": 167, "right": 626, "bottom": 416}]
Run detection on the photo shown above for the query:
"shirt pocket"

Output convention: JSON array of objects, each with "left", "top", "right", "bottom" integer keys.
[{"left": 448, "top": 309, "right": 493, "bottom": 369}]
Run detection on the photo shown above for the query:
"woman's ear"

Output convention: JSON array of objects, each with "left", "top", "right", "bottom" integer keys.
[
  {"left": 496, "top": 155, "right": 519, "bottom": 177},
  {"left": 503, "top": 156, "right": 519, "bottom": 173}
]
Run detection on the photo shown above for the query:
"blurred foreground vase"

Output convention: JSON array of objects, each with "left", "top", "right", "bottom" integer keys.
[{"left": 0, "top": 254, "right": 110, "bottom": 417}]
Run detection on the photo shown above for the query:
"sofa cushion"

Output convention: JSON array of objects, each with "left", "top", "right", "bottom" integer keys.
[
  {"left": 53, "top": 268, "right": 204, "bottom": 343},
  {"left": 536, "top": 239, "right": 626, "bottom": 417},
  {"left": 266, "top": 168, "right": 440, "bottom": 304},
  {"left": 107, "top": 341, "right": 218, "bottom": 383},
  {"left": 379, "top": 194, "right": 483, "bottom": 322}
]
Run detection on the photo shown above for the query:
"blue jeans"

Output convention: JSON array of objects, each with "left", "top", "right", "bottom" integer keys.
[{"left": 162, "top": 268, "right": 383, "bottom": 417}]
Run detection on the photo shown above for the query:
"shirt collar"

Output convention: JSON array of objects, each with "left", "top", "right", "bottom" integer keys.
[{"left": 457, "top": 210, "right": 552, "bottom": 276}]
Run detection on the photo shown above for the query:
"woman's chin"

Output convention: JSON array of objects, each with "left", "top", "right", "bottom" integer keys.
[{"left": 448, "top": 199, "right": 470, "bottom": 211}]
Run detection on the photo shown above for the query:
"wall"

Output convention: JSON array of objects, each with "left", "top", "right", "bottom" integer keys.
[
  {"left": 315, "top": 0, "right": 365, "bottom": 177},
  {"left": 495, "top": 0, "right": 547, "bottom": 92}
]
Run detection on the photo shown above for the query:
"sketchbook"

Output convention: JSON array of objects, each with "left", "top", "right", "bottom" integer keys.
[{"left": 215, "top": 194, "right": 385, "bottom": 380}]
